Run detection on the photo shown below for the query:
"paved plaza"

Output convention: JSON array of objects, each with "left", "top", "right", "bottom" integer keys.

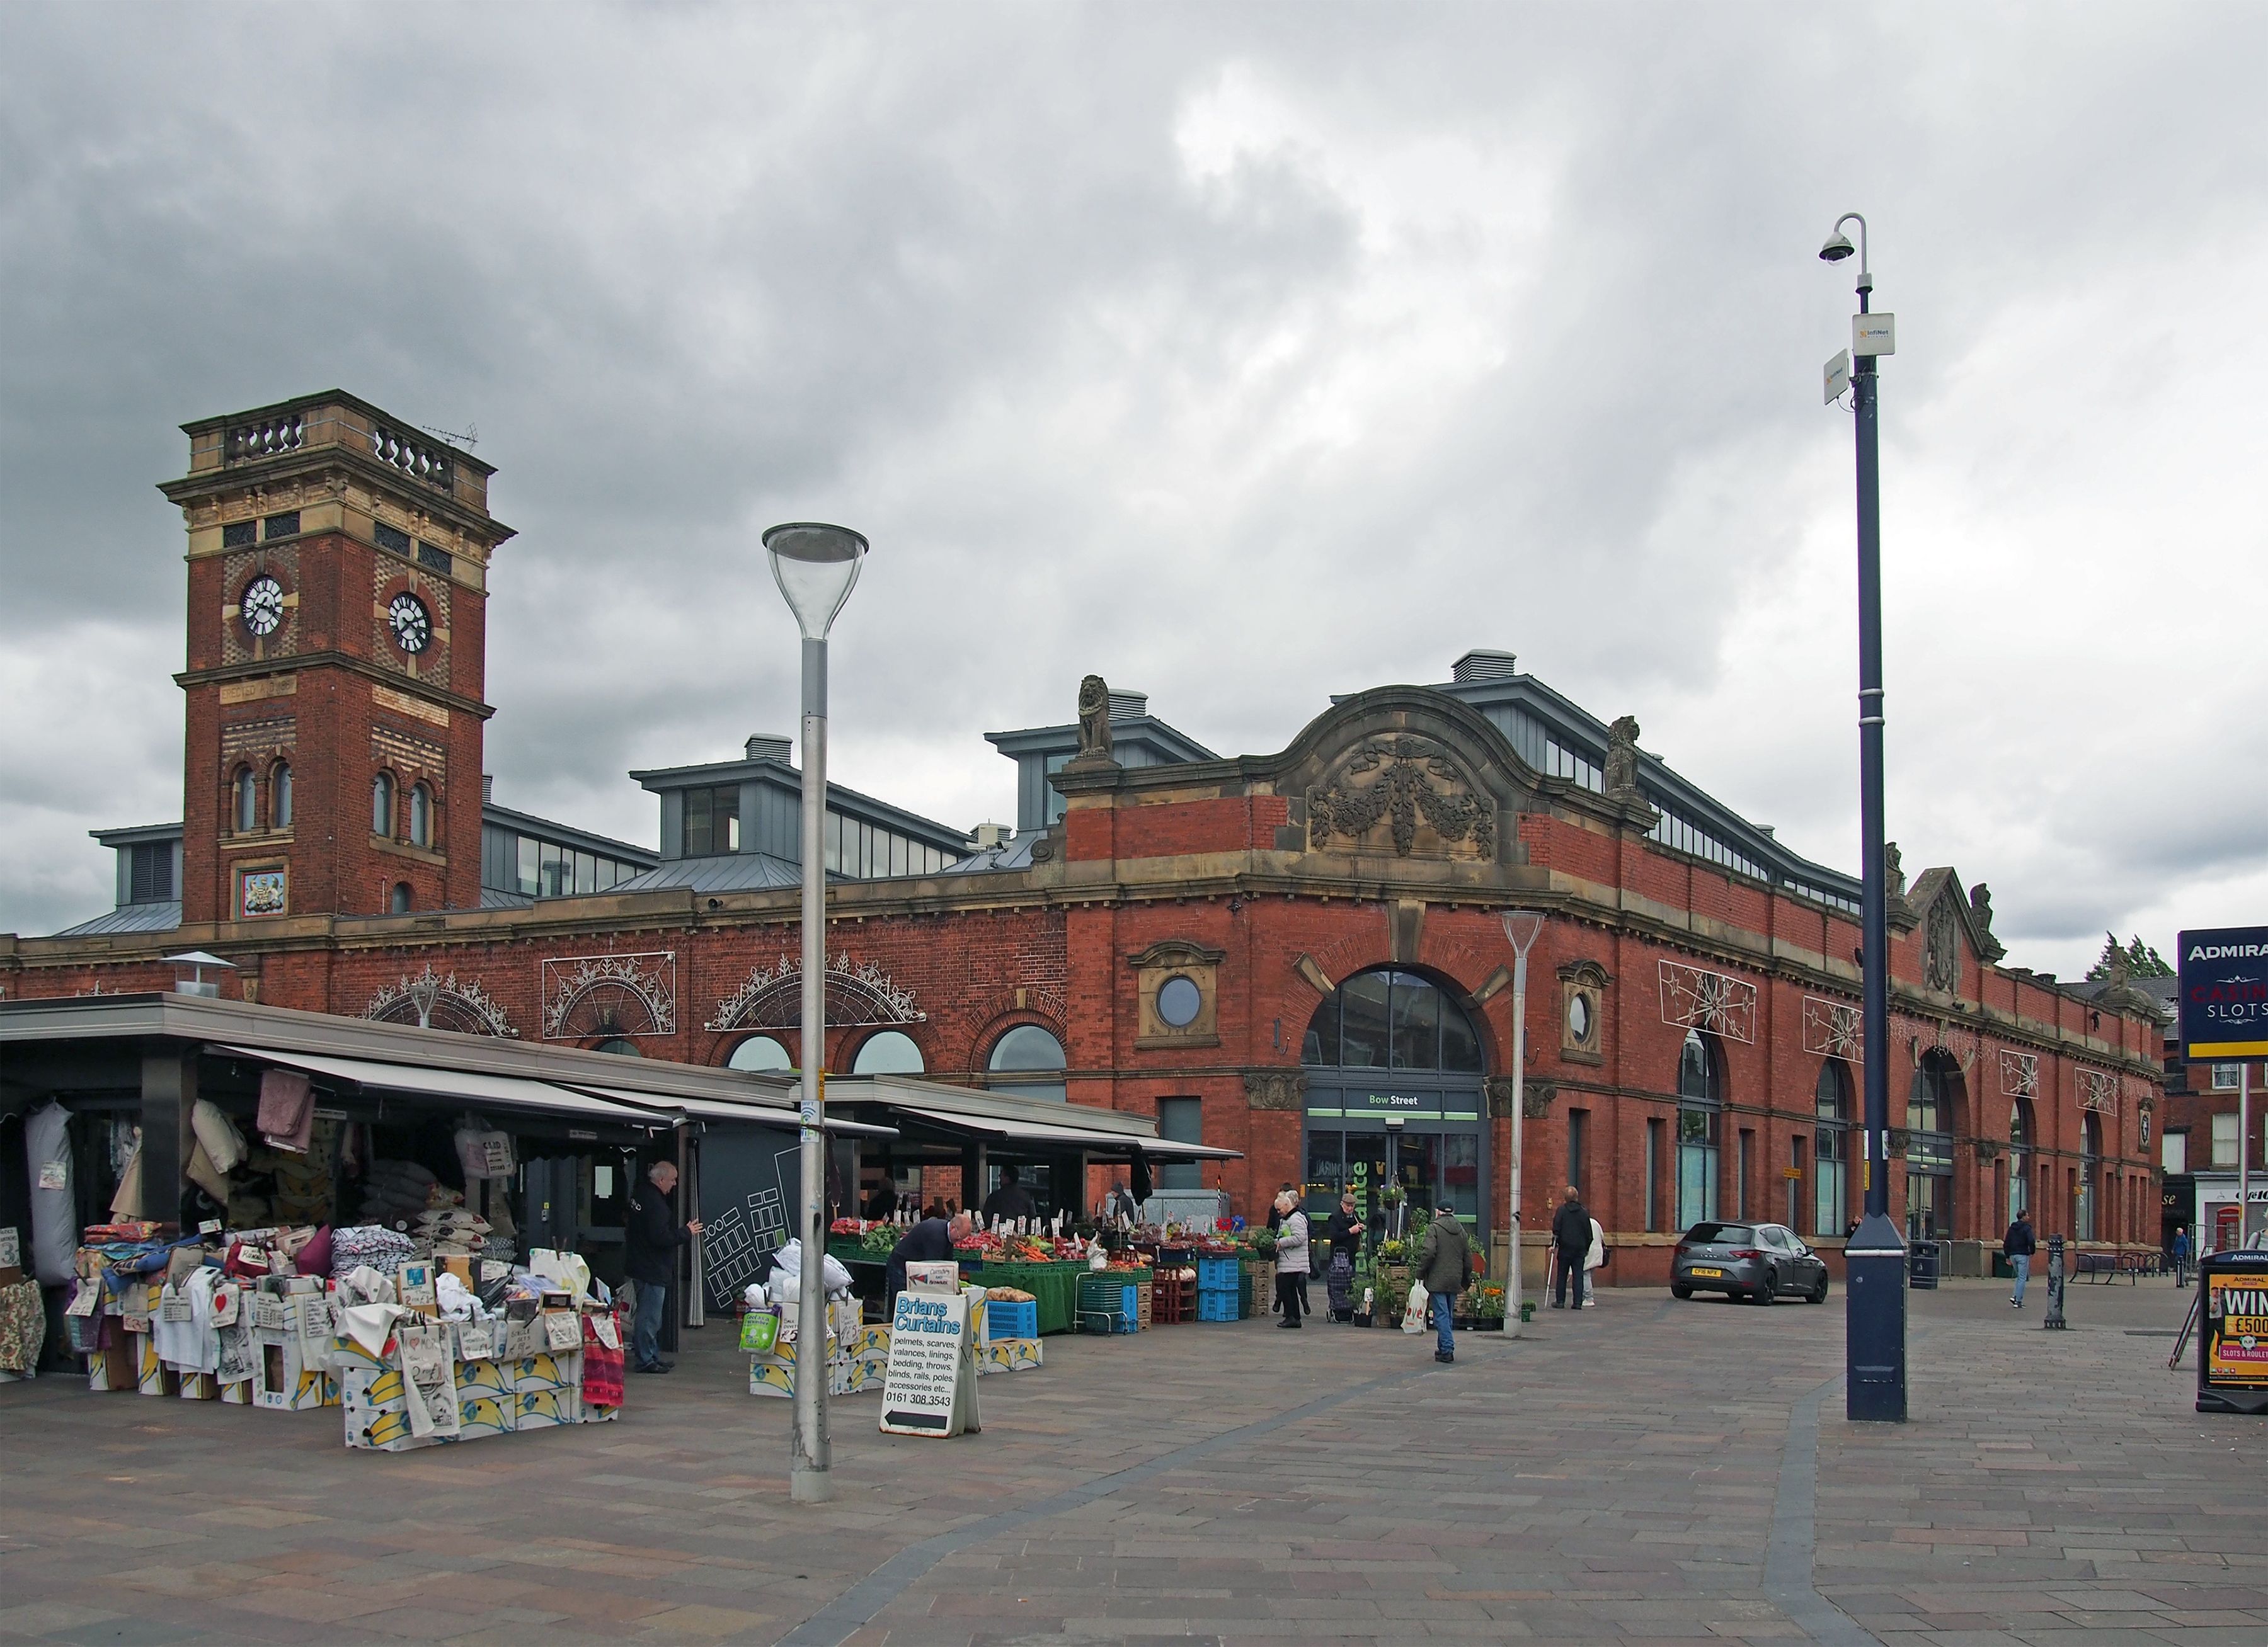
[{"left": 0, "top": 1278, "right": 2259, "bottom": 1647}]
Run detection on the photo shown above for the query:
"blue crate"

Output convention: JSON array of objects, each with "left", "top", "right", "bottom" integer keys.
[
  {"left": 1196, "top": 1291, "right": 1240, "bottom": 1323},
  {"left": 983, "top": 1299, "right": 1038, "bottom": 1342},
  {"left": 1196, "top": 1257, "right": 1240, "bottom": 1290}
]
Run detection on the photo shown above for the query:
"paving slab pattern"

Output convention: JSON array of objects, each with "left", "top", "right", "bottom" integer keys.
[{"left": 0, "top": 1280, "right": 2256, "bottom": 1646}]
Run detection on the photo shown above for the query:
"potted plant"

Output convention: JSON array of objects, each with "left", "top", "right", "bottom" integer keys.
[{"left": 1470, "top": 1284, "right": 1506, "bottom": 1331}]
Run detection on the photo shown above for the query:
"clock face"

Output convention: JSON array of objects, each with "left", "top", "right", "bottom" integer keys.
[
  {"left": 388, "top": 592, "right": 432, "bottom": 654},
  {"left": 241, "top": 575, "right": 285, "bottom": 637}
]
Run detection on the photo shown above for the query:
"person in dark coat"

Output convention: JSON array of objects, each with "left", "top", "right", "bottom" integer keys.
[
  {"left": 886, "top": 1210, "right": 974, "bottom": 1301},
  {"left": 2003, "top": 1209, "right": 2037, "bottom": 1308},
  {"left": 626, "top": 1161, "right": 703, "bottom": 1374},
  {"left": 1416, "top": 1205, "right": 1472, "bottom": 1363},
  {"left": 1550, "top": 1185, "right": 1591, "bottom": 1310},
  {"left": 982, "top": 1166, "right": 1037, "bottom": 1226},
  {"left": 1323, "top": 1193, "right": 1365, "bottom": 1321},
  {"left": 862, "top": 1180, "right": 900, "bottom": 1220}
]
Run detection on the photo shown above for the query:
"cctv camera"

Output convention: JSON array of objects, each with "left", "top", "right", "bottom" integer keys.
[{"left": 1819, "top": 232, "right": 1855, "bottom": 263}]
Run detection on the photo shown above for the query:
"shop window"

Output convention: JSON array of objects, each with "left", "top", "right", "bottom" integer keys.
[
  {"left": 987, "top": 1023, "right": 1067, "bottom": 1103},
  {"left": 1157, "top": 1097, "right": 1203, "bottom": 1191},
  {"left": 852, "top": 1030, "right": 924, "bottom": 1074},
  {"left": 389, "top": 881, "right": 412, "bottom": 914},
  {"left": 728, "top": 1035, "right": 792, "bottom": 1072},
  {"left": 373, "top": 771, "right": 394, "bottom": 836},
  {"left": 408, "top": 783, "right": 432, "bottom": 848},
  {"left": 271, "top": 761, "right": 292, "bottom": 829}
]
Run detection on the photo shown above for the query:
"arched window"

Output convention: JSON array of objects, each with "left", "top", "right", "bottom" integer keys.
[
  {"left": 372, "top": 771, "right": 394, "bottom": 836},
  {"left": 2078, "top": 1112, "right": 2102, "bottom": 1241},
  {"left": 2007, "top": 1097, "right": 2034, "bottom": 1222},
  {"left": 1813, "top": 1060, "right": 1852, "bottom": 1237},
  {"left": 1905, "top": 1050, "right": 1961, "bottom": 1241},
  {"left": 595, "top": 1037, "right": 644, "bottom": 1057},
  {"left": 408, "top": 783, "right": 432, "bottom": 848},
  {"left": 1675, "top": 1029, "right": 1722, "bottom": 1228},
  {"left": 1300, "top": 969, "right": 1484, "bottom": 1073},
  {"left": 727, "top": 1035, "right": 793, "bottom": 1072},
  {"left": 271, "top": 761, "right": 292, "bottom": 829},
  {"left": 389, "top": 881, "right": 413, "bottom": 914},
  {"left": 853, "top": 1030, "right": 925, "bottom": 1074},
  {"left": 988, "top": 1023, "right": 1067, "bottom": 1103},
  {"left": 234, "top": 768, "right": 258, "bottom": 833}
]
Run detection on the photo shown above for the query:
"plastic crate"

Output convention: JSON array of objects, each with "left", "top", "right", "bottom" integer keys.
[
  {"left": 1196, "top": 1291, "right": 1240, "bottom": 1323},
  {"left": 983, "top": 1299, "right": 1038, "bottom": 1342},
  {"left": 1196, "top": 1257, "right": 1240, "bottom": 1290}
]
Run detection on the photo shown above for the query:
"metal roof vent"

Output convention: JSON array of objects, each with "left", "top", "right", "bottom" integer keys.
[
  {"left": 1107, "top": 690, "right": 1147, "bottom": 722},
  {"left": 1450, "top": 649, "right": 1518, "bottom": 683},
  {"left": 745, "top": 734, "right": 793, "bottom": 762}
]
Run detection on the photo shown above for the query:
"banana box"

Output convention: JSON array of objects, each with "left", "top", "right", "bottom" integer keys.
[
  {"left": 850, "top": 1324, "right": 891, "bottom": 1359},
  {"left": 86, "top": 1344, "right": 137, "bottom": 1393},
  {"left": 515, "top": 1386, "right": 581, "bottom": 1430},
  {"left": 510, "top": 1352, "right": 581, "bottom": 1396},
  {"left": 329, "top": 1333, "right": 392, "bottom": 1374},
  {"left": 177, "top": 1371, "right": 219, "bottom": 1400},
  {"left": 976, "top": 1338, "right": 1044, "bottom": 1376},
  {"left": 253, "top": 1335, "right": 334, "bottom": 1411},
  {"left": 341, "top": 1364, "right": 410, "bottom": 1414},
  {"left": 219, "top": 1377, "right": 253, "bottom": 1405},
  {"left": 747, "top": 1352, "right": 880, "bottom": 1398},
  {"left": 134, "top": 1331, "right": 177, "bottom": 1398},
  {"left": 747, "top": 1355, "right": 795, "bottom": 1398},
  {"left": 345, "top": 1402, "right": 447, "bottom": 1452},
  {"left": 457, "top": 1390, "right": 517, "bottom": 1439}
]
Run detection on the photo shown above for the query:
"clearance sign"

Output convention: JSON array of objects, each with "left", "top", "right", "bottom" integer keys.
[
  {"left": 2178, "top": 926, "right": 2268, "bottom": 1058},
  {"left": 2204, "top": 1268, "right": 2268, "bottom": 1389}
]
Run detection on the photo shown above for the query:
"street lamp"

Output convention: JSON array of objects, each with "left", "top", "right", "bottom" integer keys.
[
  {"left": 1500, "top": 911, "right": 1544, "bottom": 1338},
  {"left": 764, "top": 521, "right": 869, "bottom": 1503},
  {"left": 1819, "top": 214, "right": 1908, "bottom": 1423}
]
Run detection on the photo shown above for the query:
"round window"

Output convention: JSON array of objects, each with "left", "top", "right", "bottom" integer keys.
[
  {"left": 1157, "top": 974, "right": 1202, "bottom": 1029},
  {"left": 1567, "top": 993, "right": 1591, "bottom": 1044}
]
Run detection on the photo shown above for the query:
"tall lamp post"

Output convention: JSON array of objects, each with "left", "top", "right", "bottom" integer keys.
[
  {"left": 1819, "top": 214, "right": 1908, "bottom": 1423},
  {"left": 1500, "top": 911, "right": 1544, "bottom": 1338},
  {"left": 764, "top": 521, "right": 869, "bottom": 1502}
]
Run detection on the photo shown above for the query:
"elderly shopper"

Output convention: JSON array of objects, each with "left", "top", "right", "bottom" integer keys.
[
  {"left": 1416, "top": 1202, "right": 1472, "bottom": 1364},
  {"left": 626, "top": 1160, "right": 704, "bottom": 1375},
  {"left": 1273, "top": 1190, "right": 1310, "bottom": 1328}
]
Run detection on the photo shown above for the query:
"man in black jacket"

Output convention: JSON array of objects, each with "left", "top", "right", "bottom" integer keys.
[
  {"left": 982, "top": 1166, "right": 1037, "bottom": 1226},
  {"left": 886, "top": 1209, "right": 975, "bottom": 1301},
  {"left": 1551, "top": 1186, "right": 1591, "bottom": 1310},
  {"left": 2003, "top": 1209, "right": 2037, "bottom": 1309},
  {"left": 626, "top": 1161, "right": 702, "bottom": 1374}
]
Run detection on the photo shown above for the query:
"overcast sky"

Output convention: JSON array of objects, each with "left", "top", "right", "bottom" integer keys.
[{"left": 3, "top": 4, "right": 2262, "bottom": 977}]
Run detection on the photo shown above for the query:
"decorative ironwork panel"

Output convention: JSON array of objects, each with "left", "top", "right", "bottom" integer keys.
[
  {"left": 365, "top": 966, "right": 516, "bottom": 1037},
  {"left": 707, "top": 952, "right": 924, "bottom": 1032},
  {"left": 1999, "top": 1049, "right": 2039, "bottom": 1100},
  {"left": 1800, "top": 994, "right": 1862, "bottom": 1061},
  {"left": 2077, "top": 1068, "right": 2118, "bottom": 1115},
  {"left": 1658, "top": 959, "right": 1757, "bottom": 1045},
  {"left": 542, "top": 951, "right": 676, "bottom": 1040}
]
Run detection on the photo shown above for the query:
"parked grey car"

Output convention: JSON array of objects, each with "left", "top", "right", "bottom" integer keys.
[{"left": 1670, "top": 1221, "right": 1830, "bottom": 1304}]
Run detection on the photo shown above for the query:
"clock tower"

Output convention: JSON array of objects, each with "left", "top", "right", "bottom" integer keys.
[{"left": 161, "top": 392, "right": 513, "bottom": 925}]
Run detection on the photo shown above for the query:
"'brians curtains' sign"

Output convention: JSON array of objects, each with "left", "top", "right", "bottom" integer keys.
[{"left": 2179, "top": 926, "right": 2268, "bottom": 1059}]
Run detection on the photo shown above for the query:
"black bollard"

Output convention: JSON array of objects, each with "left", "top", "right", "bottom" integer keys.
[{"left": 2043, "top": 1233, "right": 2067, "bottom": 1330}]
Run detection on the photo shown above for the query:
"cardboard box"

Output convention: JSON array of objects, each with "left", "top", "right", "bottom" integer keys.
[
  {"left": 510, "top": 1352, "right": 581, "bottom": 1395},
  {"left": 86, "top": 1345, "right": 137, "bottom": 1393},
  {"left": 514, "top": 1387, "right": 580, "bottom": 1429},
  {"left": 177, "top": 1371, "right": 219, "bottom": 1400},
  {"left": 135, "top": 1333, "right": 176, "bottom": 1398},
  {"left": 253, "top": 1332, "right": 334, "bottom": 1411},
  {"left": 345, "top": 1403, "right": 446, "bottom": 1452},
  {"left": 457, "top": 1392, "right": 515, "bottom": 1439}
]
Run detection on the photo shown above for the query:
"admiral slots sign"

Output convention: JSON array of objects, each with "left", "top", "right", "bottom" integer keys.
[{"left": 2179, "top": 926, "right": 2268, "bottom": 1059}]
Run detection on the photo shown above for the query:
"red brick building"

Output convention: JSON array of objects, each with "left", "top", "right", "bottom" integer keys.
[{"left": 1, "top": 392, "right": 2166, "bottom": 1282}]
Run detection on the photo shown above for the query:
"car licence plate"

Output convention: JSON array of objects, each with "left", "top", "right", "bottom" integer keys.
[{"left": 1689, "top": 1267, "right": 1724, "bottom": 1278}]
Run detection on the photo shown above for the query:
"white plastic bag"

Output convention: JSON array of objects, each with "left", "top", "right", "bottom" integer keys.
[
  {"left": 1400, "top": 1279, "right": 1427, "bottom": 1334},
  {"left": 772, "top": 1239, "right": 854, "bottom": 1296}
]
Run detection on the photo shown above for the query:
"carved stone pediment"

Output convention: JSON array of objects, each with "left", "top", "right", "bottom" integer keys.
[
  {"left": 1244, "top": 1071, "right": 1307, "bottom": 1111},
  {"left": 1305, "top": 734, "right": 1496, "bottom": 860},
  {"left": 1486, "top": 1076, "right": 1555, "bottom": 1119},
  {"left": 1126, "top": 938, "right": 1227, "bottom": 970}
]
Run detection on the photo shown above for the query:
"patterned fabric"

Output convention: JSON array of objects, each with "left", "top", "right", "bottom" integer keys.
[{"left": 0, "top": 1279, "right": 46, "bottom": 1374}]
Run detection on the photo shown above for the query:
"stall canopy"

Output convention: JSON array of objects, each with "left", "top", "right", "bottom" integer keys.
[
  {"left": 562, "top": 1082, "right": 897, "bottom": 1139},
  {"left": 217, "top": 1046, "right": 663, "bottom": 1128},
  {"left": 883, "top": 1101, "right": 1239, "bottom": 1160}
]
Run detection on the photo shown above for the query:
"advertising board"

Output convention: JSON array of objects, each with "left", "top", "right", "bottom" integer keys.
[{"left": 2178, "top": 926, "right": 2268, "bottom": 1057}]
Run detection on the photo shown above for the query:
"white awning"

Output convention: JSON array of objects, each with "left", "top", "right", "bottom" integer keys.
[
  {"left": 561, "top": 1083, "right": 898, "bottom": 1139},
  {"left": 887, "top": 1102, "right": 1240, "bottom": 1159},
  {"left": 215, "top": 1046, "right": 671, "bottom": 1129}
]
